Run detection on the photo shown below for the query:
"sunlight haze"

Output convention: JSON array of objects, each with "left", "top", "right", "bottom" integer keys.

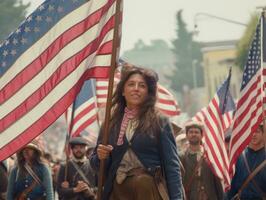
[{"left": 25, "top": 0, "right": 265, "bottom": 53}]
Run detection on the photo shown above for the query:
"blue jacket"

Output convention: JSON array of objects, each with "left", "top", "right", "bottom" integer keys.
[
  {"left": 7, "top": 163, "right": 54, "bottom": 200},
  {"left": 90, "top": 117, "right": 183, "bottom": 200},
  {"left": 227, "top": 147, "right": 266, "bottom": 200}
]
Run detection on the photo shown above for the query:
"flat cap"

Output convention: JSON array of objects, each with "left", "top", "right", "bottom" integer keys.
[{"left": 69, "top": 137, "right": 88, "bottom": 146}]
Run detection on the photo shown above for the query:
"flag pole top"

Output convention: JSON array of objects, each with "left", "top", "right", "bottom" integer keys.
[{"left": 256, "top": 6, "right": 266, "bottom": 16}]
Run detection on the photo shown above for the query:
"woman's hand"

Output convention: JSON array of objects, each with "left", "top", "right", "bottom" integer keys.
[{"left": 97, "top": 144, "right": 113, "bottom": 160}]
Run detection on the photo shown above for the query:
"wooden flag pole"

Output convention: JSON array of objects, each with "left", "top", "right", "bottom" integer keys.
[
  {"left": 64, "top": 100, "right": 76, "bottom": 181},
  {"left": 261, "top": 10, "right": 266, "bottom": 145},
  {"left": 97, "top": 0, "right": 122, "bottom": 199}
]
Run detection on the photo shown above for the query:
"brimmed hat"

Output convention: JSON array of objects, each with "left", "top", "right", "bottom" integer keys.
[
  {"left": 69, "top": 137, "right": 88, "bottom": 147},
  {"left": 21, "top": 140, "right": 43, "bottom": 155},
  {"left": 185, "top": 120, "right": 204, "bottom": 133}
]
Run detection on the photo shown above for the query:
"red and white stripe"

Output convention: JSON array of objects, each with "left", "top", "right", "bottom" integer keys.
[
  {"left": 82, "top": 121, "right": 101, "bottom": 145},
  {"left": 96, "top": 79, "right": 109, "bottom": 107},
  {"left": 96, "top": 73, "right": 120, "bottom": 108},
  {"left": 156, "top": 84, "right": 181, "bottom": 117},
  {"left": 66, "top": 97, "right": 98, "bottom": 137},
  {"left": 192, "top": 96, "right": 233, "bottom": 190},
  {"left": 229, "top": 69, "right": 264, "bottom": 176},
  {"left": 0, "top": 0, "right": 122, "bottom": 161},
  {"left": 229, "top": 16, "right": 266, "bottom": 176}
]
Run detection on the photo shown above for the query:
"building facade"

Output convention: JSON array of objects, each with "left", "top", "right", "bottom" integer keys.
[{"left": 201, "top": 40, "right": 242, "bottom": 103}]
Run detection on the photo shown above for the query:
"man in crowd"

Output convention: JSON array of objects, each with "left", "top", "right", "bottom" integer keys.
[
  {"left": 180, "top": 121, "right": 223, "bottom": 200},
  {"left": 227, "top": 124, "right": 266, "bottom": 200},
  {"left": 57, "top": 137, "right": 96, "bottom": 200}
]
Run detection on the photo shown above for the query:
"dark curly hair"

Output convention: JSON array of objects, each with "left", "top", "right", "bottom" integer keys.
[{"left": 109, "top": 65, "right": 161, "bottom": 137}]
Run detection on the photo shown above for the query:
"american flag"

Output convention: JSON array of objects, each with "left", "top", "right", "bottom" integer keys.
[
  {"left": 192, "top": 69, "right": 235, "bottom": 190},
  {"left": 65, "top": 80, "right": 99, "bottom": 137},
  {"left": 156, "top": 84, "right": 181, "bottom": 116},
  {"left": 0, "top": 0, "right": 122, "bottom": 161},
  {"left": 229, "top": 15, "right": 265, "bottom": 176},
  {"left": 96, "top": 71, "right": 121, "bottom": 108},
  {"left": 95, "top": 64, "right": 181, "bottom": 118}
]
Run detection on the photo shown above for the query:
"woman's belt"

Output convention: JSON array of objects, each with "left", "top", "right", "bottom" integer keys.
[{"left": 126, "top": 167, "right": 148, "bottom": 177}]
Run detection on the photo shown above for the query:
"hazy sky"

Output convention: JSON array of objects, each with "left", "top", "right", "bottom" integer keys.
[{"left": 25, "top": 0, "right": 265, "bottom": 53}]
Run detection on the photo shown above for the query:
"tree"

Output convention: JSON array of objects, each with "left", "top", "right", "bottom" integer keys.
[
  {"left": 236, "top": 14, "right": 259, "bottom": 70},
  {"left": 0, "top": 0, "right": 30, "bottom": 41},
  {"left": 170, "top": 10, "right": 203, "bottom": 92},
  {"left": 122, "top": 39, "right": 175, "bottom": 85},
  {"left": 122, "top": 39, "right": 173, "bottom": 68}
]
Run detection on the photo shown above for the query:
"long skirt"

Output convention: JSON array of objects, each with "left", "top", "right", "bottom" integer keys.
[{"left": 109, "top": 172, "right": 162, "bottom": 200}]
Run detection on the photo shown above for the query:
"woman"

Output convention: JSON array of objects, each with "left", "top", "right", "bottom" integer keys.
[
  {"left": 7, "top": 140, "right": 54, "bottom": 200},
  {"left": 90, "top": 66, "right": 183, "bottom": 200}
]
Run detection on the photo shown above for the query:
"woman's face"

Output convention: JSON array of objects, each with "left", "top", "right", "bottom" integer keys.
[
  {"left": 123, "top": 73, "right": 148, "bottom": 109},
  {"left": 22, "top": 147, "right": 35, "bottom": 161}
]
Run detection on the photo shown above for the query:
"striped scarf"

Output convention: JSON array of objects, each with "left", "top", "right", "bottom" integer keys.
[{"left": 117, "top": 107, "right": 138, "bottom": 146}]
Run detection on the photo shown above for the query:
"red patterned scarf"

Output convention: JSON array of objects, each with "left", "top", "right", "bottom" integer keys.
[{"left": 117, "top": 107, "right": 138, "bottom": 145}]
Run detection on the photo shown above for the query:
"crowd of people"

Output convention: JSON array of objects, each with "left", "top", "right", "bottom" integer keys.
[{"left": 0, "top": 66, "right": 265, "bottom": 200}]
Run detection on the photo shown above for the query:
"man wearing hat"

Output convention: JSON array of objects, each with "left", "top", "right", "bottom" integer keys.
[
  {"left": 6, "top": 140, "right": 54, "bottom": 200},
  {"left": 180, "top": 121, "right": 223, "bottom": 200},
  {"left": 227, "top": 124, "right": 266, "bottom": 200},
  {"left": 57, "top": 137, "right": 96, "bottom": 200}
]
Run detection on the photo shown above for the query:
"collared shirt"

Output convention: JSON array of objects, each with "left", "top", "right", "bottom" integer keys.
[
  {"left": 72, "top": 156, "right": 87, "bottom": 164},
  {"left": 116, "top": 120, "right": 143, "bottom": 184}
]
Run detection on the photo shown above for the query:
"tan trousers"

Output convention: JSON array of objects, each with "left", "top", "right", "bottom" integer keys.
[{"left": 109, "top": 173, "right": 162, "bottom": 200}]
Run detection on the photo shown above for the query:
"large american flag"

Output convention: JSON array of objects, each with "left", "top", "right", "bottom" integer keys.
[
  {"left": 0, "top": 0, "right": 122, "bottom": 161},
  {"left": 95, "top": 64, "right": 181, "bottom": 117},
  {"left": 229, "top": 15, "right": 265, "bottom": 176},
  {"left": 192, "top": 69, "right": 235, "bottom": 189}
]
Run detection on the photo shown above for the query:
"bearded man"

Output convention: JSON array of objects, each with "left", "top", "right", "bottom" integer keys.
[
  {"left": 57, "top": 137, "right": 96, "bottom": 200},
  {"left": 179, "top": 121, "right": 223, "bottom": 200}
]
